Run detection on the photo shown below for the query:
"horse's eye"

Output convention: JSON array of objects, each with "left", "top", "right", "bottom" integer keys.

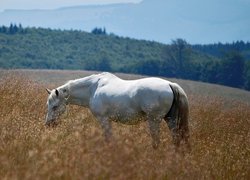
[{"left": 52, "top": 106, "right": 58, "bottom": 111}]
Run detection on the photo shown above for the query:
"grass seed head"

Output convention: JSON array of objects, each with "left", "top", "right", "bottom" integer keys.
[{"left": 0, "top": 72, "right": 249, "bottom": 179}]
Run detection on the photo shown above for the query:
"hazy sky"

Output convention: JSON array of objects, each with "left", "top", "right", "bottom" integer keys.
[
  {"left": 0, "top": 0, "right": 142, "bottom": 11},
  {"left": 1, "top": 0, "right": 249, "bottom": 43}
]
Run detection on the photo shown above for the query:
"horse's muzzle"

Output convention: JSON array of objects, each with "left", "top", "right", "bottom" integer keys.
[
  {"left": 45, "top": 119, "right": 58, "bottom": 127},
  {"left": 45, "top": 114, "right": 56, "bottom": 126}
]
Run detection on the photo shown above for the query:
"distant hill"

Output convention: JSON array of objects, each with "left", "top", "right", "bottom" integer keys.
[
  {"left": 0, "top": 0, "right": 250, "bottom": 44},
  {"left": 0, "top": 26, "right": 249, "bottom": 90}
]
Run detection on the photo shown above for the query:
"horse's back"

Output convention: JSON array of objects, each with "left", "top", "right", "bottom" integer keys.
[{"left": 97, "top": 76, "right": 172, "bottom": 100}]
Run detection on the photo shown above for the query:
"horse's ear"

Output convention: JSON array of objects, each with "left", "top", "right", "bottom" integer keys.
[
  {"left": 55, "top": 89, "right": 59, "bottom": 97},
  {"left": 46, "top": 89, "right": 51, "bottom": 94}
]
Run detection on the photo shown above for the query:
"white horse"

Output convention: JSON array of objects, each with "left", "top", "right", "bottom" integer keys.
[{"left": 46, "top": 72, "right": 189, "bottom": 148}]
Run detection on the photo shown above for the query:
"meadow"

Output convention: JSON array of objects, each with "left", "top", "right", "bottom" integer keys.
[{"left": 0, "top": 70, "right": 249, "bottom": 179}]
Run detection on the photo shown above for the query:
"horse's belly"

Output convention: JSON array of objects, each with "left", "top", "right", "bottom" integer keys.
[{"left": 110, "top": 111, "right": 147, "bottom": 125}]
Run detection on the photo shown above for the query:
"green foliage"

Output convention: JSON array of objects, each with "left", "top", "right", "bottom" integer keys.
[
  {"left": 0, "top": 24, "right": 250, "bottom": 90},
  {"left": 217, "top": 51, "right": 245, "bottom": 88},
  {"left": 192, "top": 41, "right": 250, "bottom": 60},
  {"left": 0, "top": 23, "right": 25, "bottom": 34},
  {"left": 244, "top": 61, "right": 250, "bottom": 90},
  {"left": 91, "top": 27, "right": 107, "bottom": 35}
]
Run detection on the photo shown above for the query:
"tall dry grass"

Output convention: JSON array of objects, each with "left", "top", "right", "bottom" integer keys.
[{"left": 0, "top": 72, "right": 249, "bottom": 179}]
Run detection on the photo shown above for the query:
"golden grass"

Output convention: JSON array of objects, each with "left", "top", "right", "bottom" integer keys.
[{"left": 0, "top": 71, "right": 249, "bottom": 179}]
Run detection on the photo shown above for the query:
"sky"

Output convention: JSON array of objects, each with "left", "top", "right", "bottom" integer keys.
[
  {"left": 0, "top": 0, "right": 142, "bottom": 11},
  {"left": 0, "top": 0, "right": 249, "bottom": 44}
]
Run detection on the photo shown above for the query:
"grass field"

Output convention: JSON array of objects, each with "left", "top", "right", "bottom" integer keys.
[{"left": 0, "top": 70, "right": 249, "bottom": 179}]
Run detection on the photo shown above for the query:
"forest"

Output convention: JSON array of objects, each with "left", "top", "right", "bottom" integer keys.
[{"left": 0, "top": 24, "right": 250, "bottom": 90}]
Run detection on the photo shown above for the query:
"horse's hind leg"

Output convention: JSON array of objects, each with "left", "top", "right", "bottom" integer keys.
[
  {"left": 165, "top": 117, "right": 181, "bottom": 147},
  {"left": 148, "top": 117, "right": 161, "bottom": 149},
  {"left": 164, "top": 116, "right": 190, "bottom": 151}
]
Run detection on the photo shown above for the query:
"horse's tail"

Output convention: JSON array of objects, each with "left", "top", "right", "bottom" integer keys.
[{"left": 164, "top": 83, "right": 190, "bottom": 148}]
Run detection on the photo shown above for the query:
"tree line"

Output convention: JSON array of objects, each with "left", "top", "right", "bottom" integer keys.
[
  {"left": 0, "top": 24, "right": 249, "bottom": 90},
  {"left": 125, "top": 39, "right": 249, "bottom": 90},
  {"left": 0, "top": 23, "right": 26, "bottom": 34}
]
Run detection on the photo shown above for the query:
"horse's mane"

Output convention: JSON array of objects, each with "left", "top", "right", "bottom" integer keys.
[
  {"left": 66, "top": 73, "right": 100, "bottom": 88},
  {"left": 60, "top": 72, "right": 118, "bottom": 91}
]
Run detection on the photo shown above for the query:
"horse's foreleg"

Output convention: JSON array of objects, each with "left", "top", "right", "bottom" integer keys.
[
  {"left": 148, "top": 118, "right": 161, "bottom": 149},
  {"left": 96, "top": 116, "right": 112, "bottom": 142}
]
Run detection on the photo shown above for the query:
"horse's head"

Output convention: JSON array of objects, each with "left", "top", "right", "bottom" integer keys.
[{"left": 45, "top": 88, "right": 67, "bottom": 126}]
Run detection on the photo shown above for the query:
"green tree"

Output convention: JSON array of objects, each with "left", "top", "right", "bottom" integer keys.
[
  {"left": 135, "top": 60, "right": 160, "bottom": 76},
  {"left": 0, "top": 25, "right": 7, "bottom": 33},
  {"left": 200, "top": 61, "right": 220, "bottom": 83},
  {"left": 97, "top": 57, "right": 111, "bottom": 71},
  {"left": 96, "top": 52, "right": 111, "bottom": 71},
  {"left": 218, "top": 51, "right": 245, "bottom": 88},
  {"left": 244, "top": 61, "right": 250, "bottom": 90},
  {"left": 170, "top": 38, "right": 189, "bottom": 78},
  {"left": 91, "top": 27, "right": 107, "bottom": 35}
]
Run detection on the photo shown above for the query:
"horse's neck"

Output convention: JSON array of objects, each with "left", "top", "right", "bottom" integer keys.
[{"left": 64, "top": 76, "right": 99, "bottom": 107}]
